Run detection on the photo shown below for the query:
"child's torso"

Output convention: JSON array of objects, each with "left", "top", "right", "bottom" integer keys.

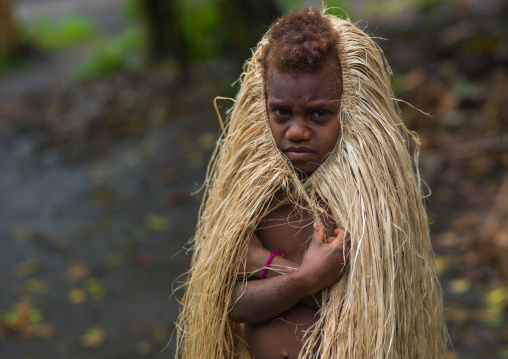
[{"left": 245, "top": 203, "right": 336, "bottom": 359}]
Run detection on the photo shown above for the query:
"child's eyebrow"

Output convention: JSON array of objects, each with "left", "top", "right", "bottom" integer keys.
[
  {"left": 305, "top": 100, "right": 341, "bottom": 108},
  {"left": 266, "top": 99, "right": 289, "bottom": 106},
  {"left": 308, "top": 101, "right": 339, "bottom": 106}
]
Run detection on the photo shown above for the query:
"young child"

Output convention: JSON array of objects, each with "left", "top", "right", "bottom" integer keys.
[{"left": 177, "top": 8, "right": 448, "bottom": 359}]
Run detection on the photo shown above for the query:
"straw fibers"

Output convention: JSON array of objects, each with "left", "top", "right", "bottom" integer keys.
[{"left": 175, "top": 14, "right": 449, "bottom": 359}]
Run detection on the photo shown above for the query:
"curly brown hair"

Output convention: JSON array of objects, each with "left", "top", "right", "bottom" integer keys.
[{"left": 259, "top": 8, "right": 341, "bottom": 83}]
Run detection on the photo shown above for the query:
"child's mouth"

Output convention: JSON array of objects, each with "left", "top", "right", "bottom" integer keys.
[{"left": 284, "top": 148, "right": 316, "bottom": 160}]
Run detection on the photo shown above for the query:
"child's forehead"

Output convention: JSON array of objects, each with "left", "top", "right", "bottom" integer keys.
[{"left": 266, "top": 62, "right": 342, "bottom": 94}]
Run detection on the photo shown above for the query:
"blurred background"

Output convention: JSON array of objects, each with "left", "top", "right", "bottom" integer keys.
[{"left": 0, "top": 0, "right": 506, "bottom": 358}]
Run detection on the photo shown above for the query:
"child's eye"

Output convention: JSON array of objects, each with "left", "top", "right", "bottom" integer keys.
[
  {"left": 274, "top": 109, "right": 290, "bottom": 116},
  {"left": 313, "top": 110, "right": 328, "bottom": 117}
]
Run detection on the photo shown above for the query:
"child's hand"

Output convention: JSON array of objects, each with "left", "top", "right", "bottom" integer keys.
[
  {"left": 331, "top": 227, "right": 350, "bottom": 248},
  {"left": 297, "top": 222, "right": 349, "bottom": 294}
]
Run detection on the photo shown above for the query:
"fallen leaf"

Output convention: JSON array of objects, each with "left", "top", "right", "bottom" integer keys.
[
  {"left": 485, "top": 287, "right": 508, "bottom": 311},
  {"left": 79, "top": 327, "right": 106, "bottom": 348},
  {"left": 84, "top": 278, "right": 106, "bottom": 300},
  {"left": 12, "top": 260, "right": 46, "bottom": 279},
  {"left": 448, "top": 278, "right": 472, "bottom": 294},
  {"left": 435, "top": 255, "right": 450, "bottom": 275},
  {"left": 152, "top": 325, "right": 167, "bottom": 341},
  {"left": 24, "top": 279, "right": 49, "bottom": 294},
  {"left": 104, "top": 253, "right": 127, "bottom": 268},
  {"left": 1, "top": 310, "right": 17, "bottom": 327},
  {"left": 28, "top": 308, "right": 43, "bottom": 324},
  {"left": 68, "top": 289, "right": 86, "bottom": 305},
  {"left": 145, "top": 214, "right": 170, "bottom": 232},
  {"left": 0, "top": 300, "right": 49, "bottom": 336},
  {"left": 67, "top": 262, "right": 90, "bottom": 282},
  {"left": 441, "top": 350, "right": 460, "bottom": 359},
  {"left": 196, "top": 132, "right": 217, "bottom": 152},
  {"left": 479, "top": 308, "right": 503, "bottom": 327}
]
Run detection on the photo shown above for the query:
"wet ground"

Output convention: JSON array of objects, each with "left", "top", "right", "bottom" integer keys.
[
  {"left": 0, "top": 1, "right": 221, "bottom": 357},
  {"left": 0, "top": 73, "right": 222, "bottom": 358}
]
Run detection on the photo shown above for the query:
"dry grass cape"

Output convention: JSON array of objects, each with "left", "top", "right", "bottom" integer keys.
[{"left": 175, "top": 14, "right": 449, "bottom": 359}]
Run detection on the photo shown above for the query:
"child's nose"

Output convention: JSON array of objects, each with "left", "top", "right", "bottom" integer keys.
[{"left": 286, "top": 119, "right": 312, "bottom": 142}]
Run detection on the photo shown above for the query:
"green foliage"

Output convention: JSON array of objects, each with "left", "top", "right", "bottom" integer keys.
[
  {"left": 355, "top": 0, "right": 451, "bottom": 18},
  {"left": 26, "top": 15, "right": 97, "bottom": 50},
  {"left": 74, "top": 28, "right": 143, "bottom": 80},
  {"left": 276, "top": 0, "right": 304, "bottom": 11},
  {"left": 362, "top": 0, "right": 410, "bottom": 17},
  {"left": 275, "top": 0, "right": 350, "bottom": 14},
  {"left": 274, "top": 0, "right": 350, "bottom": 12},
  {"left": 18, "top": 2, "right": 145, "bottom": 80},
  {"left": 122, "top": 0, "right": 142, "bottom": 21},
  {"left": 414, "top": 0, "right": 451, "bottom": 9},
  {"left": 322, "top": 0, "right": 351, "bottom": 14},
  {"left": 390, "top": 73, "right": 404, "bottom": 93},
  {"left": 169, "top": 0, "right": 352, "bottom": 64},
  {"left": 0, "top": 57, "right": 10, "bottom": 75},
  {"left": 174, "top": 0, "right": 223, "bottom": 62}
]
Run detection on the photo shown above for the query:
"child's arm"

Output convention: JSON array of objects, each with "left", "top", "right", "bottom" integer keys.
[
  {"left": 238, "top": 231, "right": 298, "bottom": 280},
  {"left": 241, "top": 228, "right": 349, "bottom": 280},
  {"left": 229, "top": 222, "right": 348, "bottom": 324},
  {"left": 239, "top": 228, "right": 348, "bottom": 310}
]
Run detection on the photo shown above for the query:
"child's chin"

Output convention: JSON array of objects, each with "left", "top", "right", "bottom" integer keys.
[{"left": 292, "top": 163, "right": 319, "bottom": 176}]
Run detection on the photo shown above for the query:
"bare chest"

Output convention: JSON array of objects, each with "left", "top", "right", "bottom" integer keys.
[{"left": 257, "top": 204, "right": 337, "bottom": 264}]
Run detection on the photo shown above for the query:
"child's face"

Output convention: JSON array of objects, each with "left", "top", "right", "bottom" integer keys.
[{"left": 266, "top": 66, "right": 342, "bottom": 175}]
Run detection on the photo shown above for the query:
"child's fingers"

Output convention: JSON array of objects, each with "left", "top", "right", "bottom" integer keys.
[
  {"left": 327, "top": 235, "right": 347, "bottom": 249},
  {"left": 327, "top": 236, "right": 342, "bottom": 247},
  {"left": 312, "top": 221, "right": 325, "bottom": 243},
  {"left": 333, "top": 228, "right": 350, "bottom": 241},
  {"left": 329, "top": 228, "right": 345, "bottom": 242}
]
